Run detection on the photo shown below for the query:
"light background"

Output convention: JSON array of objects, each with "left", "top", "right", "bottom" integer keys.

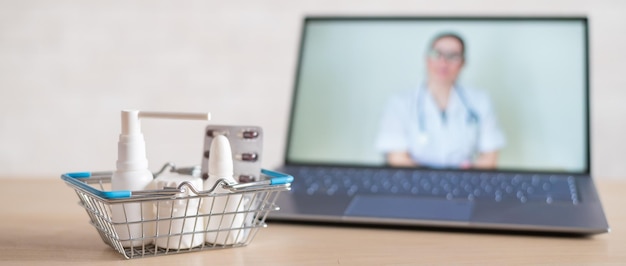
[
  {"left": 0, "top": 0, "right": 624, "bottom": 179},
  {"left": 287, "top": 19, "right": 587, "bottom": 173}
]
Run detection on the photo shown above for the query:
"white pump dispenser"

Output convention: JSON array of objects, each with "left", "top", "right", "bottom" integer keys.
[{"left": 111, "top": 110, "right": 210, "bottom": 247}]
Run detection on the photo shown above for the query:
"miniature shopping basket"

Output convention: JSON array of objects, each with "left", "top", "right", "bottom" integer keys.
[{"left": 61, "top": 166, "right": 292, "bottom": 259}]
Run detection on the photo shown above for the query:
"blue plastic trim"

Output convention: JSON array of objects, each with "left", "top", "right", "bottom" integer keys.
[
  {"left": 67, "top": 172, "right": 91, "bottom": 178},
  {"left": 61, "top": 173, "right": 132, "bottom": 199},
  {"left": 261, "top": 169, "right": 294, "bottom": 185}
]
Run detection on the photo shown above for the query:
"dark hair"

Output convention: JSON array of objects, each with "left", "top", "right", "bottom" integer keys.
[{"left": 429, "top": 32, "right": 465, "bottom": 57}]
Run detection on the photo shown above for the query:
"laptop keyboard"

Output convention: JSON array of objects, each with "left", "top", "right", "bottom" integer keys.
[{"left": 285, "top": 166, "right": 580, "bottom": 204}]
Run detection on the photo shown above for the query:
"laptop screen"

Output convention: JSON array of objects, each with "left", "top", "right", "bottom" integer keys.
[{"left": 286, "top": 17, "right": 589, "bottom": 174}]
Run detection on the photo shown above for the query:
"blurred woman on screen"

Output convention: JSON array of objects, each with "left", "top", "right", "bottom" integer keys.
[{"left": 375, "top": 33, "right": 506, "bottom": 169}]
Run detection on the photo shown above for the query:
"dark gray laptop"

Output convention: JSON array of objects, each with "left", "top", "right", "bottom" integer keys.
[{"left": 270, "top": 16, "right": 609, "bottom": 235}]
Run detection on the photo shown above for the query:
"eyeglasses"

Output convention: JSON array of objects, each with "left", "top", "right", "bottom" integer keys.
[{"left": 427, "top": 49, "right": 464, "bottom": 62}]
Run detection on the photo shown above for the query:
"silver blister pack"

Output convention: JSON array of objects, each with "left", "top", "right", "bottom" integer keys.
[{"left": 201, "top": 125, "right": 263, "bottom": 183}]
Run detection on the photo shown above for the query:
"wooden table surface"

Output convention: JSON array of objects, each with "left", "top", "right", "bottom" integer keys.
[{"left": 1, "top": 178, "right": 624, "bottom": 265}]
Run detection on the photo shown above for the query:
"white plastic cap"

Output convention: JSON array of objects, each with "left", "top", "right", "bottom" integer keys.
[
  {"left": 116, "top": 111, "right": 146, "bottom": 171},
  {"left": 208, "top": 135, "right": 234, "bottom": 179}
]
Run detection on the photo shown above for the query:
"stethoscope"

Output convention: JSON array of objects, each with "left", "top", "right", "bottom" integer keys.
[{"left": 416, "top": 84, "right": 479, "bottom": 145}]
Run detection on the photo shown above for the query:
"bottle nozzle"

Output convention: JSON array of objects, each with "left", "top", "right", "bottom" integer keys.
[
  {"left": 120, "top": 110, "right": 211, "bottom": 135},
  {"left": 138, "top": 111, "right": 211, "bottom": 121},
  {"left": 121, "top": 110, "right": 141, "bottom": 135}
]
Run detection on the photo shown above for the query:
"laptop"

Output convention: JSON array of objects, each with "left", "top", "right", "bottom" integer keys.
[{"left": 269, "top": 16, "right": 609, "bottom": 235}]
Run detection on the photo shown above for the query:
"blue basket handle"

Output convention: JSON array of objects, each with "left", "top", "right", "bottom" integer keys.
[
  {"left": 261, "top": 169, "right": 294, "bottom": 185},
  {"left": 61, "top": 172, "right": 132, "bottom": 199}
]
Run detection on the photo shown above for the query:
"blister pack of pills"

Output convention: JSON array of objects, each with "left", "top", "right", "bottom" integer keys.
[{"left": 201, "top": 125, "right": 263, "bottom": 183}]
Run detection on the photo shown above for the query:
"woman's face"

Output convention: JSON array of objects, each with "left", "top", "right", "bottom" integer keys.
[{"left": 426, "top": 37, "right": 465, "bottom": 85}]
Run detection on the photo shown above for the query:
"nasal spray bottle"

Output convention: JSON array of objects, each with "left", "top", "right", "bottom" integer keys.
[
  {"left": 202, "top": 135, "right": 247, "bottom": 245},
  {"left": 111, "top": 110, "right": 210, "bottom": 247}
]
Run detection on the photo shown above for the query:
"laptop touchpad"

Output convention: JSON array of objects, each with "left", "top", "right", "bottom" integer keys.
[{"left": 345, "top": 196, "right": 474, "bottom": 221}]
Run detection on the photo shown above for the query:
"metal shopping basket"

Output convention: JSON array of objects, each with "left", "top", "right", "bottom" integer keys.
[{"left": 61, "top": 166, "right": 292, "bottom": 259}]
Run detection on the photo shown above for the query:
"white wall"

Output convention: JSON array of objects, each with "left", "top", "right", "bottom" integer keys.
[{"left": 0, "top": 0, "right": 625, "bottom": 179}]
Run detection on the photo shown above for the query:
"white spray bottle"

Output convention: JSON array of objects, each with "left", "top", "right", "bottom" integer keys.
[
  {"left": 111, "top": 110, "right": 210, "bottom": 247},
  {"left": 202, "top": 135, "right": 247, "bottom": 245}
]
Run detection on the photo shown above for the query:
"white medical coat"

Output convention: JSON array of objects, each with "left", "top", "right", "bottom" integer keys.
[{"left": 375, "top": 86, "right": 506, "bottom": 168}]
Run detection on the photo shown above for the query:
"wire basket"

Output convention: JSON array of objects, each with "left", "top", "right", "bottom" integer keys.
[{"left": 61, "top": 168, "right": 292, "bottom": 259}]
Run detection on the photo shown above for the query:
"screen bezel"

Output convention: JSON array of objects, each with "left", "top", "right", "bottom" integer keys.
[{"left": 284, "top": 16, "right": 591, "bottom": 175}]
